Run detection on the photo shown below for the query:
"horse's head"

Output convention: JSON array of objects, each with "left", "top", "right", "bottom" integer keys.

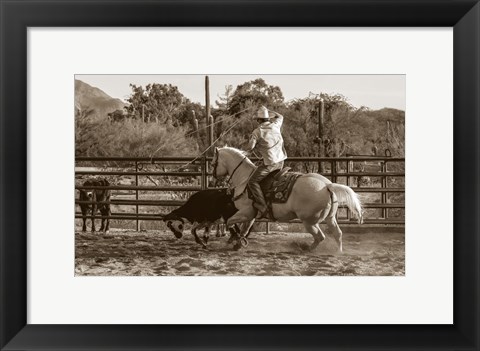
[
  {"left": 163, "top": 213, "right": 185, "bottom": 238},
  {"left": 212, "top": 146, "right": 255, "bottom": 184},
  {"left": 212, "top": 147, "right": 228, "bottom": 179}
]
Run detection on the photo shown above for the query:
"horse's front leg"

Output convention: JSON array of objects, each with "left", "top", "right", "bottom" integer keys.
[
  {"left": 241, "top": 219, "right": 255, "bottom": 238},
  {"left": 227, "top": 224, "right": 240, "bottom": 244},
  {"left": 226, "top": 212, "right": 255, "bottom": 250},
  {"left": 227, "top": 220, "right": 255, "bottom": 243}
]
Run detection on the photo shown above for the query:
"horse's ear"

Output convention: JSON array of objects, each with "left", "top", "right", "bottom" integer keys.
[{"left": 214, "top": 147, "right": 219, "bottom": 155}]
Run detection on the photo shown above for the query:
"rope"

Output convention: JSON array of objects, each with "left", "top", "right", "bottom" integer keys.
[
  {"left": 149, "top": 106, "right": 255, "bottom": 161},
  {"left": 183, "top": 106, "right": 254, "bottom": 139},
  {"left": 147, "top": 105, "right": 269, "bottom": 174},
  {"left": 174, "top": 117, "right": 245, "bottom": 171}
]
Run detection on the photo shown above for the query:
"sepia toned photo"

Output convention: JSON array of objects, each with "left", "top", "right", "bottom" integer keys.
[{"left": 75, "top": 74, "right": 405, "bottom": 276}]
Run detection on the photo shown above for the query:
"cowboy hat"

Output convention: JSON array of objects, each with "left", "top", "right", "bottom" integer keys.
[{"left": 253, "top": 105, "right": 270, "bottom": 120}]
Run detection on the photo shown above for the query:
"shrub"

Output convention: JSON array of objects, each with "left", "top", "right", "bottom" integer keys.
[{"left": 75, "top": 117, "right": 198, "bottom": 157}]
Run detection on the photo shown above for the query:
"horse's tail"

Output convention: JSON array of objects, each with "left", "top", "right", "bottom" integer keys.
[{"left": 327, "top": 183, "right": 363, "bottom": 224}]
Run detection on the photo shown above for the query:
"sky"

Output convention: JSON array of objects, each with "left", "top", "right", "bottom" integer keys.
[{"left": 76, "top": 74, "right": 405, "bottom": 111}]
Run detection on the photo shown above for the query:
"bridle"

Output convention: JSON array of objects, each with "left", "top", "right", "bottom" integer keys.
[
  {"left": 226, "top": 156, "right": 247, "bottom": 184},
  {"left": 212, "top": 154, "right": 247, "bottom": 185},
  {"left": 212, "top": 152, "right": 258, "bottom": 201}
]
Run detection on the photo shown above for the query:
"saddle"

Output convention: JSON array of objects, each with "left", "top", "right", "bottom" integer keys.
[{"left": 248, "top": 167, "right": 303, "bottom": 220}]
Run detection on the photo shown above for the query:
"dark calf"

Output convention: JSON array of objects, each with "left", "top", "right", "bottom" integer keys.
[
  {"left": 163, "top": 189, "right": 248, "bottom": 247},
  {"left": 79, "top": 178, "right": 111, "bottom": 233}
]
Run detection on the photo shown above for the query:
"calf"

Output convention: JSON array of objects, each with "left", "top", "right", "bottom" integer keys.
[
  {"left": 163, "top": 188, "right": 253, "bottom": 248},
  {"left": 78, "top": 178, "right": 111, "bottom": 233}
]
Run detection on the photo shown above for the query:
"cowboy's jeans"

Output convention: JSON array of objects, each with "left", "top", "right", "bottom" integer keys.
[{"left": 248, "top": 161, "right": 284, "bottom": 214}]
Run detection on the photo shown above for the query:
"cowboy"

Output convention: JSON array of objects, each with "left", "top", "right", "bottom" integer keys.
[{"left": 246, "top": 106, "right": 288, "bottom": 219}]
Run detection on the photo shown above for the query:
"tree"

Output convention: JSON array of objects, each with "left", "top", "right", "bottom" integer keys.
[
  {"left": 228, "top": 79, "right": 285, "bottom": 115},
  {"left": 107, "top": 109, "right": 126, "bottom": 123},
  {"left": 124, "top": 83, "right": 186, "bottom": 124},
  {"left": 215, "top": 85, "right": 234, "bottom": 113},
  {"left": 282, "top": 93, "right": 355, "bottom": 158},
  {"left": 176, "top": 101, "right": 204, "bottom": 127}
]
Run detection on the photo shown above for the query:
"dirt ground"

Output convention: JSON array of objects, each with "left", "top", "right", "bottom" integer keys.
[{"left": 75, "top": 227, "right": 404, "bottom": 276}]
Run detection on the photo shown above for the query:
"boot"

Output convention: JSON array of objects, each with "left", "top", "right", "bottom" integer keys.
[{"left": 249, "top": 182, "right": 268, "bottom": 219}]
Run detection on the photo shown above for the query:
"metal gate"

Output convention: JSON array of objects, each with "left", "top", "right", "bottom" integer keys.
[{"left": 75, "top": 156, "right": 405, "bottom": 228}]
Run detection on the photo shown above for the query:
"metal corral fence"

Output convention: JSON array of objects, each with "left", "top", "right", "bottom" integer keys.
[{"left": 75, "top": 156, "right": 405, "bottom": 229}]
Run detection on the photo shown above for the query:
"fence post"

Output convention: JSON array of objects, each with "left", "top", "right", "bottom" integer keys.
[
  {"left": 205, "top": 76, "right": 212, "bottom": 154},
  {"left": 347, "top": 160, "right": 352, "bottom": 220},
  {"left": 316, "top": 99, "right": 325, "bottom": 174},
  {"left": 201, "top": 156, "right": 207, "bottom": 190},
  {"left": 208, "top": 115, "right": 214, "bottom": 151},
  {"left": 382, "top": 161, "right": 387, "bottom": 219},
  {"left": 135, "top": 161, "right": 139, "bottom": 231},
  {"left": 331, "top": 160, "right": 336, "bottom": 183}
]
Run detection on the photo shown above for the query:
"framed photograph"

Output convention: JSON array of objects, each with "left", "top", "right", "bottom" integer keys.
[{"left": 1, "top": 0, "right": 479, "bottom": 350}]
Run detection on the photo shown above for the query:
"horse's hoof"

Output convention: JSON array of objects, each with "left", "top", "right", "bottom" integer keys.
[
  {"left": 240, "top": 237, "right": 249, "bottom": 247},
  {"left": 233, "top": 243, "right": 242, "bottom": 251}
]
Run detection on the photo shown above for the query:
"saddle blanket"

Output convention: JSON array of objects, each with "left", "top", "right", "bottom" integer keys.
[{"left": 261, "top": 170, "right": 302, "bottom": 204}]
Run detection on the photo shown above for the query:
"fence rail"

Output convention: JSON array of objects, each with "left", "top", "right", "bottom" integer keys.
[{"left": 75, "top": 155, "right": 405, "bottom": 229}]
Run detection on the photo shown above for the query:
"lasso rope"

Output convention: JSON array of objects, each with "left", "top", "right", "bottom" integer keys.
[
  {"left": 174, "top": 117, "right": 246, "bottom": 171},
  {"left": 149, "top": 106, "right": 255, "bottom": 161},
  {"left": 182, "top": 106, "right": 254, "bottom": 139}
]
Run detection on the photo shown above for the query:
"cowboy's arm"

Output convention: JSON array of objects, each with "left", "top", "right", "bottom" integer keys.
[
  {"left": 245, "top": 128, "right": 260, "bottom": 152},
  {"left": 270, "top": 111, "right": 284, "bottom": 127},
  {"left": 245, "top": 134, "right": 257, "bottom": 152}
]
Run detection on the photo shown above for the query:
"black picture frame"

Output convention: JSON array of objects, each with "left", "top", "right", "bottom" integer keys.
[{"left": 1, "top": 1, "right": 479, "bottom": 350}]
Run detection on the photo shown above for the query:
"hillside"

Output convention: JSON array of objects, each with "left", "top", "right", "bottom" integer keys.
[{"left": 75, "top": 79, "right": 125, "bottom": 120}]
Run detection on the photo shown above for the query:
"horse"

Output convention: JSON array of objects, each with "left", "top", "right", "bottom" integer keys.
[{"left": 211, "top": 146, "right": 363, "bottom": 252}]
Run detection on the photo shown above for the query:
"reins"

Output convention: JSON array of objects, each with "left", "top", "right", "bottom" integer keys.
[
  {"left": 225, "top": 156, "right": 247, "bottom": 185},
  {"left": 217, "top": 152, "right": 259, "bottom": 202}
]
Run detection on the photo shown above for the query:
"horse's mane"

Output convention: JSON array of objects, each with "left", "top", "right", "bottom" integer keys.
[
  {"left": 220, "top": 146, "right": 255, "bottom": 166},
  {"left": 221, "top": 146, "right": 247, "bottom": 156}
]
